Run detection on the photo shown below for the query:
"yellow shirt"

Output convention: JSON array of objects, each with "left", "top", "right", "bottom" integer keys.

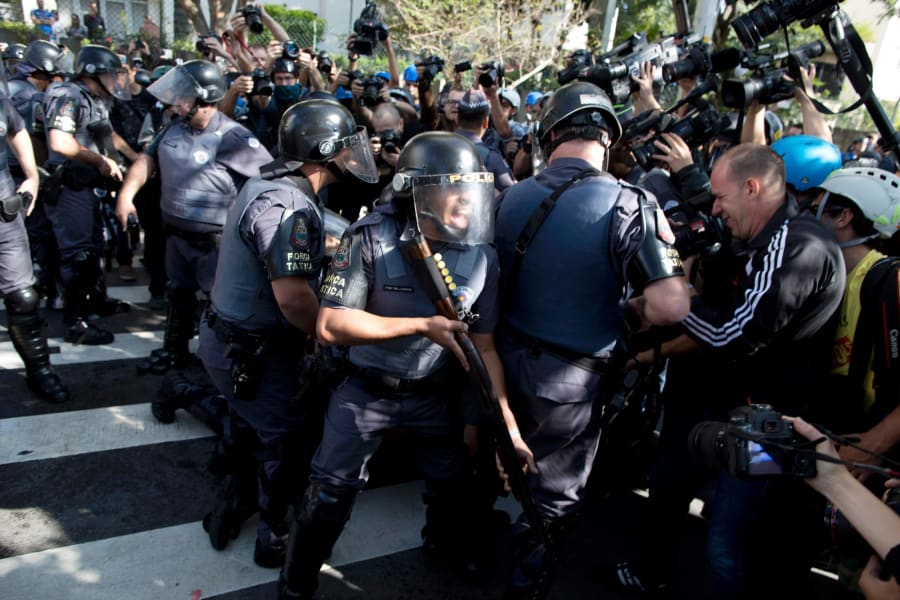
[{"left": 832, "top": 248, "right": 887, "bottom": 410}]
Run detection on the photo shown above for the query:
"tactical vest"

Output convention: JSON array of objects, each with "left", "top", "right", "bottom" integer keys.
[
  {"left": 8, "top": 77, "right": 42, "bottom": 137},
  {"left": 157, "top": 114, "right": 241, "bottom": 232},
  {"left": 498, "top": 174, "right": 626, "bottom": 356},
  {"left": 345, "top": 212, "right": 490, "bottom": 379},
  {"left": 211, "top": 176, "right": 320, "bottom": 331},
  {"left": 0, "top": 107, "right": 15, "bottom": 198}
]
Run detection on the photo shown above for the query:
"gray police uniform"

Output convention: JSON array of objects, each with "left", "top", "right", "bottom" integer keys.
[
  {"left": 199, "top": 173, "right": 323, "bottom": 548},
  {"left": 42, "top": 80, "right": 115, "bottom": 325},
  {"left": 495, "top": 157, "right": 682, "bottom": 518},
  {"left": 0, "top": 97, "right": 35, "bottom": 295}
]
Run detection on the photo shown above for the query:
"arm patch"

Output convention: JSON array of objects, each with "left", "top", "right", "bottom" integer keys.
[
  {"left": 319, "top": 230, "right": 369, "bottom": 309},
  {"left": 264, "top": 209, "right": 323, "bottom": 280},
  {"left": 48, "top": 97, "right": 78, "bottom": 134}
]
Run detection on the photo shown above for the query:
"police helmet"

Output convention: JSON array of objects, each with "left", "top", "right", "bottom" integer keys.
[
  {"left": 148, "top": 60, "right": 226, "bottom": 106},
  {"left": 271, "top": 58, "right": 299, "bottom": 77},
  {"left": 537, "top": 81, "right": 622, "bottom": 152},
  {"left": 23, "top": 40, "right": 63, "bottom": 76},
  {"left": 771, "top": 135, "right": 841, "bottom": 192},
  {"left": 819, "top": 168, "right": 900, "bottom": 239},
  {"left": 149, "top": 65, "right": 173, "bottom": 83},
  {"left": 3, "top": 43, "right": 25, "bottom": 64},
  {"left": 75, "top": 45, "right": 131, "bottom": 100},
  {"left": 279, "top": 98, "right": 377, "bottom": 182}
]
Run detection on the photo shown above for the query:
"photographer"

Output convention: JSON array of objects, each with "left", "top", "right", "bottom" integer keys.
[
  {"left": 790, "top": 416, "right": 900, "bottom": 597},
  {"left": 741, "top": 64, "right": 831, "bottom": 145}
]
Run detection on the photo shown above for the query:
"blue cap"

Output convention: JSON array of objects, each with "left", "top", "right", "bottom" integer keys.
[
  {"left": 375, "top": 71, "right": 390, "bottom": 82},
  {"left": 458, "top": 90, "right": 490, "bottom": 117},
  {"left": 526, "top": 91, "right": 543, "bottom": 106},
  {"left": 403, "top": 65, "right": 418, "bottom": 83},
  {"left": 335, "top": 86, "right": 353, "bottom": 100}
]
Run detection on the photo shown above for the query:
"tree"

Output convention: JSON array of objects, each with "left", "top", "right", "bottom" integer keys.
[{"left": 382, "top": 0, "right": 594, "bottom": 89}]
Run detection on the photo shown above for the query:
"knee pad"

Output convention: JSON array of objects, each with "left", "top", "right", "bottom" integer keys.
[{"left": 4, "top": 286, "right": 40, "bottom": 315}]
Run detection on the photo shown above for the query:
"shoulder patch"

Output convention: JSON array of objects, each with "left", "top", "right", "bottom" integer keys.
[
  {"left": 655, "top": 207, "right": 675, "bottom": 245},
  {"left": 291, "top": 213, "right": 310, "bottom": 250},
  {"left": 331, "top": 233, "right": 352, "bottom": 270}
]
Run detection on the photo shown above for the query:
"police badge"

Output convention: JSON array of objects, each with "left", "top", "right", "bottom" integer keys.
[
  {"left": 331, "top": 234, "right": 351, "bottom": 270},
  {"left": 291, "top": 214, "right": 309, "bottom": 250}
]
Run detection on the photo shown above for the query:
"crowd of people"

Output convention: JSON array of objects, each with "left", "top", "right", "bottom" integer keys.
[{"left": 2, "top": 2, "right": 900, "bottom": 600}]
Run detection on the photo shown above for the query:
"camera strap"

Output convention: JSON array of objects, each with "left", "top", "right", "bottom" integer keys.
[{"left": 503, "top": 167, "right": 604, "bottom": 310}]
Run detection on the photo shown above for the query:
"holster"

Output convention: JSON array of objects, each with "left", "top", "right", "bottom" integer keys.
[
  {"left": 0, "top": 192, "right": 26, "bottom": 222},
  {"left": 40, "top": 165, "right": 63, "bottom": 206},
  {"left": 212, "top": 317, "right": 269, "bottom": 401}
]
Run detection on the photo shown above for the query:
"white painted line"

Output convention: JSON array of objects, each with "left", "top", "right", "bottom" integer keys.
[
  {"left": 0, "top": 403, "right": 214, "bottom": 465},
  {"left": 0, "top": 481, "right": 524, "bottom": 600},
  {"left": 0, "top": 286, "right": 152, "bottom": 315},
  {"left": 0, "top": 332, "right": 199, "bottom": 369}
]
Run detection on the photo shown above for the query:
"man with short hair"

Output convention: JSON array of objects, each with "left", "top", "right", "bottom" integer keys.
[{"left": 455, "top": 89, "right": 515, "bottom": 193}]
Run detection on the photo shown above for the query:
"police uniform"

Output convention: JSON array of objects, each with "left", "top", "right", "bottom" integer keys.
[
  {"left": 0, "top": 99, "right": 37, "bottom": 297},
  {"left": 144, "top": 110, "right": 272, "bottom": 367},
  {"left": 198, "top": 172, "right": 324, "bottom": 562},
  {"left": 43, "top": 79, "right": 118, "bottom": 333},
  {"left": 280, "top": 200, "right": 500, "bottom": 598},
  {"left": 493, "top": 156, "right": 683, "bottom": 598}
]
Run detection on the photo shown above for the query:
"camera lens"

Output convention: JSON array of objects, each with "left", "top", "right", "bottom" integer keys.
[
  {"left": 731, "top": 3, "right": 782, "bottom": 49},
  {"left": 688, "top": 421, "right": 729, "bottom": 468},
  {"left": 663, "top": 58, "right": 697, "bottom": 84}
]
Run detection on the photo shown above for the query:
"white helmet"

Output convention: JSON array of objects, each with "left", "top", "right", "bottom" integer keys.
[{"left": 818, "top": 168, "right": 900, "bottom": 240}]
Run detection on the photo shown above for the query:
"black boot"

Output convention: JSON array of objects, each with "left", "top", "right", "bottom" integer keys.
[
  {"left": 279, "top": 483, "right": 357, "bottom": 599},
  {"left": 64, "top": 318, "right": 114, "bottom": 345},
  {"left": 202, "top": 474, "right": 258, "bottom": 550},
  {"left": 6, "top": 288, "right": 70, "bottom": 403},
  {"left": 136, "top": 288, "right": 196, "bottom": 376},
  {"left": 422, "top": 475, "right": 489, "bottom": 582},
  {"left": 503, "top": 514, "right": 578, "bottom": 600},
  {"left": 63, "top": 252, "right": 114, "bottom": 345}
]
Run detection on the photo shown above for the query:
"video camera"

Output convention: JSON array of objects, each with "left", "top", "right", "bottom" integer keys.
[
  {"left": 416, "top": 55, "right": 445, "bottom": 84},
  {"left": 629, "top": 102, "right": 730, "bottom": 171},
  {"left": 732, "top": 0, "right": 840, "bottom": 49},
  {"left": 689, "top": 404, "right": 818, "bottom": 478},
  {"left": 349, "top": 0, "right": 389, "bottom": 56},
  {"left": 662, "top": 40, "right": 743, "bottom": 83},
  {"left": 664, "top": 192, "right": 728, "bottom": 259},
  {"left": 721, "top": 40, "right": 825, "bottom": 108},
  {"left": 478, "top": 61, "right": 504, "bottom": 88},
  {"left": 557, "top": 33, "right": 681, "bottom": 104},
  {"left": 241, "top": 4, "right": 264, "bottom": 35}
]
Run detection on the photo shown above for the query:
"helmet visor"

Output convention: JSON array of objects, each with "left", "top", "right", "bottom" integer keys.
[
  {"left": 412, "top": 173, "right": 495, "bottom": 245},
  {"left": 332, "top": 126, "right": 378, "bottom": 184},
  {"left": 98, "top": 68, "right": 131, "bottom": 101},
  {"left": 147, "top": 66, "right": 203, "bottom": 106}
]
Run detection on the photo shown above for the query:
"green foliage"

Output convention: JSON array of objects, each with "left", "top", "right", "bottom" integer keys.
[
  {"left": 611, "top": 0, "right": 679, "bottom": 47},
  {"left": 0, "top": 21, "right": 40, "bottom": 44},
  {"left": 241, "top": 5, "right": 326, "bottom": 49}
]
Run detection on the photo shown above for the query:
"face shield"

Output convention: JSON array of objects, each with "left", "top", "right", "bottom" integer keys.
[
  {"left": 147, "top": 66, "right": 203, "bottom": 108},
  {"left": 412, "top": 173, "right": 495, "bottom": 245},
  {"left": 329, "top": 126, "right": 378, "bottom": 183},
  {"left": 96, "top": 68, "right": 131, "bottom": 101}
]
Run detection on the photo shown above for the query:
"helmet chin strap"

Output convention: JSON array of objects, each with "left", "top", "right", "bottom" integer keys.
[
  {"left": 816, "top": 192, "right": 879, "bottom": 249},
  {"left": 185, "top": 97, "right": 200, "bottom": 122}
]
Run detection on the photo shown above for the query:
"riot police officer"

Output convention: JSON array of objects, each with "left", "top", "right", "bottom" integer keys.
[
  {"left": 278, "top": 131, "right": 504, "bottom": 599},
  {"left": 0, "top": 60, "right": 69, "bottom": 403},
  {"left": 43, "top": 44, "right": 134, "bottom": 345},
  {"left": 198, "top": 98, "right": 378, "bottom": 568},
  {"left": 493, "top": 81, "right": 691, "bottom": 599},
  {"left": 9, "top": 40, "right": 65, "bottom": 303},
  {"left": 116, "top": 60, "right": 273, "bottom": 422}
]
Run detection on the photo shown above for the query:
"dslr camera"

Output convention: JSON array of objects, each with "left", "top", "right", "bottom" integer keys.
[
  {"left": 241, "top": 4, "right": 264, "bottom": 34},
  {"left": 416, "top": 55, "right": 445, "bottom": 85},
  {"left": 317, "top": 51, "right": 333, "bottom": 75},
  {"left": 378, "top": 128, "right": 400, "bottom": 153},
  {"left": 360, "top": 75, "right": 384, "bottom": 107},
  {"left": 281, "top": 40, "right": 300, "bottom": 60},
  {"left": 629, "top": 101, "right": 730, "bottom": 171},
  {"left": 478, "top": 61, "right": 504, "bottom": 88},
  {"left": 689, "top": 404, "right": 817, "bottom": 478},
  {"left": 349, "top": 0, "right": 389, "bottom": 56},
  {"left": 195, "top": 32, "right": 221, "bottom": 54},
  {"left": 721, "top": 40, "right": 825, "bottom": 108},
  {"left": 664, "top": 193, "right": 728, "bottom": 259},
  {"left": 249, "top": 67, "right": 273, "bottom": 96}
]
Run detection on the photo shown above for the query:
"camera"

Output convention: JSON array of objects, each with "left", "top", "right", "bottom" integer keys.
[
  {"left": 281, "top": 40, "right": 300, "bottom": 60},
  {"left": 629, "top": 101, "right": 731, "bottom": 170},
  {"left": 732, "top": 0, "right": 839, "bottom": 48},
  {"left": 689, "top": 404, "right": 817, "bottom": 478},
  {"left": 557, "top": 33, "right": 680, "bottom": 104},
  {"left": 195, "top": 32, "right": 220, "bottom": 54},
  {"left": 349, "top": 0, "right": 389, "bottom": 56},
  {"left": 241, "top": 4, "right": 264, "bottom": 35},
  {"left": 664, "top": 194, "right": 728, "bottom": 259},
  {"left": 721, "top": 40, "right": 825, "bottom": 108},
  {"left": 662, "top": 43, "right": 743, "bottom": 83},
  {"left": 378, "top": 128, "right": 400, "bottom": 153},
  {"left": 317, "top": 51, "right": 333, "bottom": 75},
  {"left": 360, "top": 75, "right": 384, "bottom": 107},
  {"left": 478, "top": 60, "right": 504, "bottom": 88},
  {"left": 454, "top": 60, "right": 472, "bottom": 73},
  {"left": 249, "top": 67, "right": 272, "bottom": 96},
  {"left": 416, "top": 55, "right": 445, "bottom": 84}
]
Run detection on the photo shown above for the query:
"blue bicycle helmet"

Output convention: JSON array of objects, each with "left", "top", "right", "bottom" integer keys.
[{"left": 771, "top": 135, "right": 841, "bottom": 192}]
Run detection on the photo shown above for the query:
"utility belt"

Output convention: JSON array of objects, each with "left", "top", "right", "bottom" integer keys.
[
  {"left": 60, "top": 162, "right": 105, "bottom": 191},
  {"left": 347, "top": 362, "right": 457, "bottom": 398},
  {"left": 165, "top": 225, "right": 222, "bottom": 252},
  {"left": 208, "top": 310, "right": 300, "bottom": 401},
  {"left": 503, "top": 325, "right": 611, "bottom": 374}
]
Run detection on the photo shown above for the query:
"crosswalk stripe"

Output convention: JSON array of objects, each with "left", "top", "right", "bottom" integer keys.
[
  {"left": 0, "top": 403, "right": 214, "bottom": 465},
  {"left": 0, "top": 481, "right": 523, "bottom": 600},
  {"left": 0, "top": 286, "right": 152, "bottom": 315},
  {"left": 0, "top": 333, "right": 199, "bottom": 369}
]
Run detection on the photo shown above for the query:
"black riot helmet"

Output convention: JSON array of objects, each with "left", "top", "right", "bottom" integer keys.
[
  {"left": 391, "top": 132, "right": 495, "bottom": 245},
  {"left": 3, "top": 43, "right": 25, "bottom": 69},
  {"left": 23, "top": 40, "right": 64, "bottom": 76},
  {"left": 75, "top": 45, "right": 131, "bottom": 100},
  {"left": 148, "top": 59, "right": 226, "bottom": 105},
  {"left": 536, "top": 80, "right": 621, "bottom": 155},
  {"left": 278, "top": 98, "right": 378, "bottom": 183}
]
